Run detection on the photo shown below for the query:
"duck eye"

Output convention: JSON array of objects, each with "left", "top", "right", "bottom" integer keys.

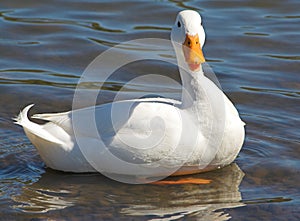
[{"left": 177, "top": 21, "right": 181, "bottom": 28}]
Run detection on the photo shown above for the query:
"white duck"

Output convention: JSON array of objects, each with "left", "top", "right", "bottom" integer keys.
[{"left": 15, "top": 10, "right": 245, "bottom": 179}]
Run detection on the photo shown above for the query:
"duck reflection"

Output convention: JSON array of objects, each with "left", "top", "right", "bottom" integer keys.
[{"left": 13, "top": 163, "right": 244, "bottom": 220}]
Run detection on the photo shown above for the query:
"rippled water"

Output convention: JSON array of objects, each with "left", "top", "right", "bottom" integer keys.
[{"left": 1, "top": 0, "right": 299, "bottom": 220}]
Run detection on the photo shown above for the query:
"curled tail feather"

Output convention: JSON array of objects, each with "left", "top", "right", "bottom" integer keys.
[
  {"left": 14, "top": 104, "right": 63, "bottom": 145},
  {"left": 14, "top": 104, "right": 35, "bottom": 126}
]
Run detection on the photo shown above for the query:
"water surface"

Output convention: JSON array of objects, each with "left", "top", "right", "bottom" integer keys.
[{"left": 0, "top": 0, "right": 299, "bottom": 220}]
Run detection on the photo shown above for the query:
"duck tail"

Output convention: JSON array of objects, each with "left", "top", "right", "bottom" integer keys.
[
  {"left": 13, "top": 104, "right": 35, "bottom": 127},
  {"left": 14, "top": 104, "right": 63, "bottom": 145}
]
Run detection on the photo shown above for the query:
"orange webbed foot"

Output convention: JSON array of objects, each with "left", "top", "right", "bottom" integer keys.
[{"left": 151, "top": 177, "right": 211, "bottom": 185}]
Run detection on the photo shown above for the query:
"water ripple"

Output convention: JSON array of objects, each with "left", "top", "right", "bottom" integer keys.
[
  {"left": 0, "top": 10, "right": 124, "bottom": 33},
  {"left": 243, "top": 197, "right": 292, "bottom": 205},
  {"left": 0, "top": 69, "right": 79, "bottom": 88},
  {"left": 263, "top": 54, "right": 300, "bottom": 61},
  {"left": 0, "top": 130, "right": 44, "bottom": 201},
  {"left": 134, "top": 26, "right": 171, "bottom": 31},
  {"left": 241, "top": 86, "right": 300, "bottom": 98}
]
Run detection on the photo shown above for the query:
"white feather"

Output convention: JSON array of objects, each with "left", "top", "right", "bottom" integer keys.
[{"left": 15, "top": 10, "right": 245, "bottom": 176}]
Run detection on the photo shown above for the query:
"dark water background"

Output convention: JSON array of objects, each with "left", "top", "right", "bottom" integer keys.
[{"left": 0, "top": 0, "right": 299, "bottom": 220}]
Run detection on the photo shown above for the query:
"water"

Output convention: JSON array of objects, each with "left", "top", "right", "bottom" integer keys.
[{"left": 0, "top": 0, "right": 299, "bottom": 220}]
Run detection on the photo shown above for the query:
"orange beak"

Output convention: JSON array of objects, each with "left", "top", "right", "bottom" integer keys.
[{"left": 182, "top": 34, "right": 206, "bottom": 71}]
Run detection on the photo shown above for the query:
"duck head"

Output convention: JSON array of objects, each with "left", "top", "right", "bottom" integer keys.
[{"left": 171, "top": 10, "right": 206, "bottom": 72}]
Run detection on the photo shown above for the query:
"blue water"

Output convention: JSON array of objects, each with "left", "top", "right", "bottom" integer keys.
[{"left": 0, "top": 0, "right": 299, "bottom": 220}]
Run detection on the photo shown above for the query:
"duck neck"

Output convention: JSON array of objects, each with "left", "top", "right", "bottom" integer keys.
[
  {"left": 176, "top": 56, "right": 207, "bottom": 111},
  {"left": 181, "top": 67, "right": 204, "bottom": 105},
  {"left": 172, "top": 43, "right": 210, "bottom": 121}
]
